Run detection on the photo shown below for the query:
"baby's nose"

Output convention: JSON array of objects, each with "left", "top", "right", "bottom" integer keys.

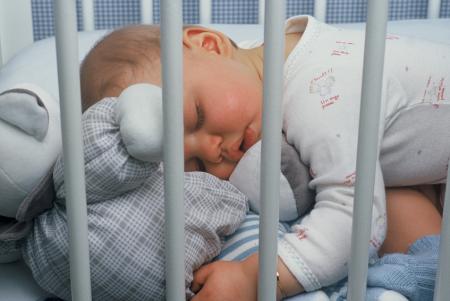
[{"left": 204, "top": 135, "right": 223, "bottom": 162}]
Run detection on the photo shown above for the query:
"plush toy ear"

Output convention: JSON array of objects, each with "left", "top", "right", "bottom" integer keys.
[
  {"left": 0, "top": 84, "right": 60, "bottom": 220},
  {"left": 0, "top": 88, "right": 48, "bottom": 141},
  {"left": 115, "top": 83, "right": 164, "bottom": 162}
]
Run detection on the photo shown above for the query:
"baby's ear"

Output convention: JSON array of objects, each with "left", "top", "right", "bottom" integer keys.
[{"left": 183, "top": 26, "right": 233, "bottom": 57}]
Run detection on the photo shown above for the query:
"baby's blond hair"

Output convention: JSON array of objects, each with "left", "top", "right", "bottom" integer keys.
[{"left": 80, "top": 24, "right": 161, "bottom": 112}]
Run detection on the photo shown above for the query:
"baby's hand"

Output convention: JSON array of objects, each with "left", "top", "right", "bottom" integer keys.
[{"left": 191, "top": 254, "right": 259, "bottom": 301}]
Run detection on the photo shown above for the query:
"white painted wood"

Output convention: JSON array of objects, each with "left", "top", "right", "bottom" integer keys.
[
  {"left": 428, "top": 0, "right": 441, "bottom": 18},
  {"left": 314, "top": 0, "right": 327, "bottom": 22},
  {"left": 259, "top": 0, "right": 264, "bottom": 24},
  {"left": 140, "top": 0, "right": 153, "bottom": 24},
  {"left": 54, "top": 0, "right": 92, "bottom": 299},
  {"left": 433, "top": 164, "right": 450, "bottom": 300},
  {"left": 200, "top": 0, "right": 211, "bottom": 24},
  {"left": 82, "top": 0, "right": 95, "bottom": 31},
  {"left": 0, "top": 0, "right": 33, "bottom": 66}
]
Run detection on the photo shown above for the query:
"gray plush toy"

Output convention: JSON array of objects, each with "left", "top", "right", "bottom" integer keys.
[
  {"left": 0, "top": 84, "right": 60, "bottom": 263},
  {"left": 229, "top": 134, "right": 315, "bottom": 222}
]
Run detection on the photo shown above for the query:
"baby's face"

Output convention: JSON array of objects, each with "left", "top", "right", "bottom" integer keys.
[{"left": 182, "top": 50, "right": 263, "bottom": 180}]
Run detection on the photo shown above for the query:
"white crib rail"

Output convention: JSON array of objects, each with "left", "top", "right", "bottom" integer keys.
[
  {"left": 200, "top": 0, "right": 212, "bottom": 23},
  {"left": 0, "top": 0, "right": 33, "bottom": 66},
  {"left": 428, "top": 0, "right": 442, "bottom": 18},
  {"left": 53, "top": 1, "right": 92, "bottom": 300},
  {"left": 82, "top": 0, "right": 95, "bottom": 30},
  {"left": 160, "top": 0, "right": 186, "bottom": 300},
  {"left": 259, "top": 0, "right": 265, "bottom": 24},
  {"left": 347, "top": 0, "right": 388, "bottom": 299},
  {"left": 258, "top": 0, "right": 285, "bottom": 299},
  {"left": 140, "top": 0, "right": 153, "bottom": 24},
  {"left": 314, "top": 0, "right": 327, "bottom": 22},
  {"left": 434, "top": 168, "right": 450, "bottom": 301}
]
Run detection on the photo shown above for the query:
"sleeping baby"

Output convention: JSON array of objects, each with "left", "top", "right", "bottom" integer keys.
[
  {"left": 77, "top": 16, "right": 442, "bottom": 300},
  {"left": 11, "top": 17, "right": 448, "bottom": 300}
]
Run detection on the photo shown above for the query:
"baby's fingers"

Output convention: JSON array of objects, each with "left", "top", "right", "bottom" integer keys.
[{"left": 191, "top": 264, "right": 213, "bottom": 293}]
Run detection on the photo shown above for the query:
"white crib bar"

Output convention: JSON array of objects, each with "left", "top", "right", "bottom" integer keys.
[
  {"left": 53, "top": 1, "right": 92, "bottom": 300},
  {"left": 82, "top": 0, "right": 95, "bottom": 30},
  {"left": 434, "top": 167, "right": 450, "bottom": 301},
  {"left": 259, "top": 0, "right": 265, "bottom": 24},
  {"left": 200, "top": 0, "right": 212, "bottom": 23},
  {"left": 347, "top": 0, "right": 388, "bottom": 300},
  {"left": 160, "top": 1, "right": 185, "bottom": 300},
  {"left": 428, "top": 0, "right": 442, "bottom": 18},
  {"left": 0, "top": 0, "right": 33, "bottom": 66},
  {"left": 140, "top": 0, "right": 153, "bottom": 24},
  {"left": 258, "top": 0, "right": 285, "bottom": 300},
  {"left": 314, "top": 0, "right": 327, "bottom": 22}
]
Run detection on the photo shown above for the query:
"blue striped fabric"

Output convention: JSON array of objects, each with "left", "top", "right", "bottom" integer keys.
[
  {"left": 216, "top": 212, "right": 290, "bottom": 262},
  {"left": 31, "top": 0, "right": 449, "bottom": 41}
]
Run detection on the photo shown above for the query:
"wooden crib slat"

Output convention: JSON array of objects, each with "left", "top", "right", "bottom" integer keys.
[
  {"left": 259, "top": 0, "right": 265, "bottom": 24},
  {"left": 53, "top": 1, "right": 92, "bottom": 300},
  {"left": 82, "top": 0, "right": 94, "bottom": 30},
  {"left": 140, "top": 0, "right": 153, "bottom": 24},
  {"left": 258, "top": 0, "right": 285, "bottom": 300},
  {"left": 314, "top": 0, "right": 327, "bottom": 22},
  {"left": 160, "top": 1, "right": 185, "bottom": 300},
  {"left": 428, "top": 0, "right": 442, "bottom": 18},
  {"left": 434, "top": 167, "right": 450, "bottom": 301},
  {"left": 200, "top": 0, "right": 211, "bottom": 23},
  {"left": 347, "top": 0, "right": 388, "bottom": 300},
  {"left": 0, "top": 0, "right": 33, "bottom": 66}
]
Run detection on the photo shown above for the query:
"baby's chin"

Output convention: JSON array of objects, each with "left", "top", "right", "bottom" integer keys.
[{"left": 207, "top": 162, "right": 238, "bottom": 180}]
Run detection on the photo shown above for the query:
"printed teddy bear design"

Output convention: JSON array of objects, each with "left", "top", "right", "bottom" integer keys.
[{"left": 310, "top": 75, "right": 335, "bottom": 97}]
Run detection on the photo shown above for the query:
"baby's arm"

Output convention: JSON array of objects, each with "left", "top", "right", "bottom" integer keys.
[
  {"left": 191, "top": 253, "right": 303, "bottom": 301},
  {"left": 276, "top": 73, "right": 404, "bottom": 291},
  {"left": 379, "top": 187, "right": 441, "bottom": 255},
  {"left": 276, "top": 117, "right": 387, "bottom": 290}
]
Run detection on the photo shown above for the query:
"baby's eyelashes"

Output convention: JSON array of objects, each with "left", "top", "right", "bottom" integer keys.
[{"left": 195, "top": 105, "right": 205, "bottom": 130}]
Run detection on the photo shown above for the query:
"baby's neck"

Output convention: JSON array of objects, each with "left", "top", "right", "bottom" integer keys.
[{"left": 285, "top": 32, "right": 302, "bottom": 60}]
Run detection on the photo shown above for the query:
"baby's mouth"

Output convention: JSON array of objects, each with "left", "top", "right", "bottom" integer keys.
[
  {"left": 240, "top": 127, "right": 257, "bottom": 152},
  {"left": 239, "top": 139, "right": 246, "bottom": 152}
]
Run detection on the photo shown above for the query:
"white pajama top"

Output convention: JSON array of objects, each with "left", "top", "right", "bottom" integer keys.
[{"left": 278, "top": 15, "right": 450, "bottom": 291}]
